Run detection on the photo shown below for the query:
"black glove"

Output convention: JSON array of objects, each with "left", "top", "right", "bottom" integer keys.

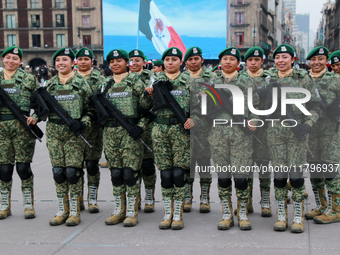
[
  {"left": 128, "top": 126, "right": 143, "bottom": 140},
  {"left": 327, "top": 101, "right": 340, "bottom": 117},
  {"left": 29, "top": 94, "right": 38, "bottom": 109},
  {"left": 69, "top": 120, "right": 86, "bottom": 135},
  {"left": 294, "top": 123, "right": 311, "bottom": 137}
]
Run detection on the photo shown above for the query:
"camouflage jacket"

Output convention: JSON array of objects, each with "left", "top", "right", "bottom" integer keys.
[
  {"left": 82, "top": 68, "right": 106, "bottom": 95},
  {"left": 103, "top": 72, "right": 151, "bottom": 131},
  {"left": 268, "top": 67, "right": 320, "bottom": 127},
  {"left": 46, "top": 72, "right": 94, "bottom": 127},
  {"left": 0, "top": 68, "right": 39, "bottom": 120}
]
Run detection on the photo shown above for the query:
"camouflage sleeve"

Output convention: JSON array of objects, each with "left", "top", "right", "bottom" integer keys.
[
  {"left": 134, "top": 79, "right": 151, "bottom": 131},
  {"left": 97, "top": 75, "right": 107, "bottom": 93},
  {"left": 239, "top": 75, "right": 259, "bottom": 121},
  {"left": 190, "top": 78, "right": 201, "bottom": 126},
  {"left": 80, "top": 80, "right": 94, "bottom": 128},
  {"left": 303, "top": 75, "right": 320, "bottom": 127},
  {"left": 24, "top": 73, "right": 40, "bottom": 121}
]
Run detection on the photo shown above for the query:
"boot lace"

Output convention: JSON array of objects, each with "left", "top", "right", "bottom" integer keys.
[
  {"left": 201, "top": 186, "right": 208, "bottom": 204},
  {"left": 23, "top": 190, "right": 32, "bottom": 210},
  {"left": 145, "top": 189, "right": 153, "bottom": 205},
  {"left": 55, "top": 196, "right": 66, "bottom": 217},
  {"left": 69, "top": 197, "right": 78, "bottom": 217},
  {"left": 221, "top": 200, "right": 231, "bottom": 220},
  {"left": 261, "top": 191, "right": 270, "bottom": 209},
  {"left": 1, "top": 191, "right": 9, "bottom": 210},
  {"left": 324, "top": 193, "right": 333, "bottom": 215},
  {"left": 239, "top": 202, "right": 248, "bottom": 221},
  {"left": 112, "top": 196, "right": 122, "bottom": 216},
  {"left": 185, "top": 184, "right": 192, "bottom": 204},
  {"left": 277, "top": 200, "right": 286, "bottom": 222},
  {"left": 163, "top": 200, "right": 172, "bottom": 220},
  {"left": 88, "top": 186, "right": 97, "bottom": 205},
  {"left": 173, "top": 200, "right": 182, "bottom": 221},
  {"left": 126, "top": 196, "right": 136, "bottom": 218},
  {"left": 293, "top": 201, "right": 302, "bottom": 224},
  {"left": 313, "top": 190, "right": 322, "bottom": 211}
]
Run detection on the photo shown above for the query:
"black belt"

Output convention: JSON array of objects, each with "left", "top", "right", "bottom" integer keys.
[
  {"left": 0, "top": 111, "right": 29, "bottom": 121},
  {"left": 155, "top": 117, "right": 180, "bottom": 125},
  {"left": 105, "top": 118, "right": 138, "bottom": 127},
  {"left": 49, "top": 118, "right": 80, "bottom": 124}
]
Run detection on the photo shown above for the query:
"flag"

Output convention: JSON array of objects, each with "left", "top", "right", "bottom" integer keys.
[{"left": 139, "top": 0, "right": 187, "bottom": 57}]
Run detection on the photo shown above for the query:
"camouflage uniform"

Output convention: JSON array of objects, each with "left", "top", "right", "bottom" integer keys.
[
  {"left": 305, "top": 71, "right": 340, "bottom": 222},
  {"left": 151, "top": 72, "right": 190, "bottom": 202},
  {"left": 45, "top": 73, "right": 93, "bottom": 203},
  {"left": 0, "top": 68, "right": 39, "bottom": 218},
  {"left": 103, "top": 73, "right": 151, "bottom": 199}
]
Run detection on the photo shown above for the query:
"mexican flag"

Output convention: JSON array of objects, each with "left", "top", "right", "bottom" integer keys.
[{"left": 139, "top": 0, "right": 187, "bottom": 57}]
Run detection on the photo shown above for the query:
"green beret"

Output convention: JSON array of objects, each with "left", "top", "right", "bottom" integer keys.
[
  {"left": 152, "top": 60, "right": 164, "bottom": 66},
  {"left": 75, "top": 48, "right": 93, "bottom": 59},
  {"left": 1, "top": 46, "right": 23, "bottom": 59},
  {"left": 161, "top": 47, "right": 182, "bottom": 61},
  {"left": 184, "top": 46, "right": 203, "bottom": 62},
  {"left": 52, "top": 48, "right": 75, "bottom": 62},
  {"left": 306, "top": 46, "right": 329, "bottom": 60},
  {"left": 273, "top": 44, "right": 295, "bottom": 58},
  {"left": 245, "top": 47, "right": 264, "bottom": 60},
  {"left": 218, "top": 47, "right": 241, "bottom": 61},
  {"left": 106, "top": 49, "right": 129, "bottom": 62},
  {"left": 212, "top": 66, "right": 218, "bottom": 72},
  {"left": 129, "top": 49, "right": 145, "bottom": 59},
  {"left": 330, "top": 50, "right": 340, "bottom": 65}
]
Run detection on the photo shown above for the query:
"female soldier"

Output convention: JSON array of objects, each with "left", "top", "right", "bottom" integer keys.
[
  {"left": 330, "top": 51, "right": 340, "bottom": 75},
  {"left": 0, "top": 46, "right": 40, "bottom": 219},
  {"left": 145, "top": 47, "right": 192, "bottom": 230},
  {"left": 209, "top": 47, "right": 258, "bottom": 231},
  {"left": 44, "top": 48, "right": 93, "bottom": 226},
  {"left": 304, "top": 46, "right": 340, "bottom": 224},
  {"left": 267, "top": 45, "right": 320, "bottom": 233},
  {"left": 75, "top": 48, "right": 106, "bottom": 213},
  {"left": 244, "top": 47, "right": 272, "bottom": 217},
  {"left": 103, "top": 49, "right": 151, "bottom": 227}
]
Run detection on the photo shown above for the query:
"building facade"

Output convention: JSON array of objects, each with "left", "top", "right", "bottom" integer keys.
[{"left": 0, "top": 0, "right": 103, "bottom": 68}]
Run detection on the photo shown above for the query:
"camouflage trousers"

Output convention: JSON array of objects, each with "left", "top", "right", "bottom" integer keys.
[
  {"left": 275, "top": 184, "right": 305, "bottom": 202},
  {"left": 151, "top": 123, "right": 190, "bottom": 170},
  {"left": 112, "top": 173, "right": 141, "bottom": 198},
  {"left": 84, "top": 122, "right": 103, "bottom": 161},
  {"left": 253, "top": 124, "right": 270, "bottom": 162},
  {"left": 247, "top": 175, "right": 271, "bottom": 192},
  {"left": 0, "top": 119, "right": 36, "bottom": 164},
  {"left": 46, "top": 122, "right": 86, "bottom": 168},
  {"left": 55, "top": 178, "right": 83, "bottom": 197},
  {"left": 103, "top": 126, "right": 143, "bottom": 170},
  {"left": 218, "top": 182, "right": 250, "bottom": 203},
  {"left": 161, "top": 184, "right": 188, "bottom": 201},
  {"left": 141, "top": 123, "right": 156, "bottom": 189},
  {"left": 0, "top": 175, "right": 34, "bottom": 191},
  {"left": 310, "top": 176, "right": 340, "bottom": 194}
]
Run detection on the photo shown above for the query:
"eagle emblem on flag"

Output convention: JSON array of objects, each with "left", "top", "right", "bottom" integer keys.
[{"left": 154, "top": 18, "right": 164, "bottom": 39}]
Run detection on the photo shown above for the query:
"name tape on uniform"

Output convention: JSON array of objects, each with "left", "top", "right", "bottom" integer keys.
[
  {"left": 4, "top": 88, "right": 20, "bottom": 94},
  {"left": 106, "top": 92, "right": 132, "bottom": 98},
  {"left": 170, "top": 90, "right": 186, "bottom": 96},
  {"left": 54, "top": 94, "right": 79, "bottom": 101}
]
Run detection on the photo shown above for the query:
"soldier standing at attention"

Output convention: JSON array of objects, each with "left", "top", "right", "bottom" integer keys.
[
  {"left": 330, "top": 51, "right": 340, "bottom": 75},
  {"left": 152, "top": 60, "right": 165, "bottom": 73},
  {"left": 244, "top": 47, "right": 273, "bottom": 217},
  {"left": 0, "top": 46, "right": 40, "bottom": 219},
  {"left": 304, "top": 46, "right": 340, "bottom": 224},
  {"left": 145, "top": 47, "right": 192, "bottom": 230},
  {"left": 182, "top": 46, "right": 214, "bottom": 213},
  {"left": 209, "top": 47, "right": 258, "bottom": 231},
  {"left": 45, "top": 48, "right": 94, "bottom": 226},
  {"left": 103, "top": 49, "right": 151, "bottom": 227},
  {"left": 75, "top": 48, "right": 106, "bottom": 213},
  {"left": 128, "top": 49, "right": 156, "bottom": 213},
  {"left": 267, "top": 45, "right": 320, "bottom": 233}
]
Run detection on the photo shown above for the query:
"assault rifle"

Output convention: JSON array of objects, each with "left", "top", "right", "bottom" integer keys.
[
  {"left": 0, "top": 83, "right": 43, "bottom": 142},
  {"left": 31, "top": 87, "right": 92, "bottom": 148},
  {"left": 319, "top": 93, "right": 340, "bottom": 132},
  {"left": 89, "top": 80, "right": 152, "bottom": 152},
  {"left": 151, "top": 80, "right": 204, "bottom": 150},
  {"left": 266, "top": 82, "right": 314, "bottom": 157}
]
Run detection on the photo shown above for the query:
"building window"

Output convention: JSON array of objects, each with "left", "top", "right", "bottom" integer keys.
[
  {"left": 6, "top": 15, "right": 15, "bottom": 28},
  {"left": 82, "top": 16, "right": 91, "bottom": 27},
  {"left": 31, "top": 15, "right": 40, "bottom": 28},
  {"left": 31, "top": 0, "right": 39, "bottom": 8},
  {"left": 235, "top": 12, "right": 244, "bottom": 24},
  {"left": 235, "top": 0, "right": 244, "bottom": 4},
  {"left": 6, "top": 0, "right": 15, "bottom": 8},
  {"left": 7, "top": 35, "right": 16, "bottom": 47},
  {"left": 83, "top": 35, "right": 91, "bottom": 47},
  {"left": 56, "top": 34, "right": 65, "bottom": 47},
  {"left": 32, "top": 35, "right": 41, "bottom": 47},
  {"left": 56, "top": 14, "right": 65, "bottom": 27},
  {"left": 55, "top": 0, "right": 64, "bottom": 8},
  {"left": 82, "top": 0, "right": 89, "bottom": 7},
  {"left": 235, "top": 32, "right": 244, "bottom": 46}
]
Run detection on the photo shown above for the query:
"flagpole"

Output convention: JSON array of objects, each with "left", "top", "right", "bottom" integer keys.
[{"left": 137, "top": 0, "right": 141, "bottom": 49}]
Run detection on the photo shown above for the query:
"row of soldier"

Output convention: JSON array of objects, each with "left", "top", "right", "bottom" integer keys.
[{"left": 0, "top": 44, "right": 339, "bottom": 234}]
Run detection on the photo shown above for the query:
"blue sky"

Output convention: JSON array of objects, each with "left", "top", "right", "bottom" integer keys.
[{"left": 102, "top": 0, "right": 226, "bottom": 37}]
